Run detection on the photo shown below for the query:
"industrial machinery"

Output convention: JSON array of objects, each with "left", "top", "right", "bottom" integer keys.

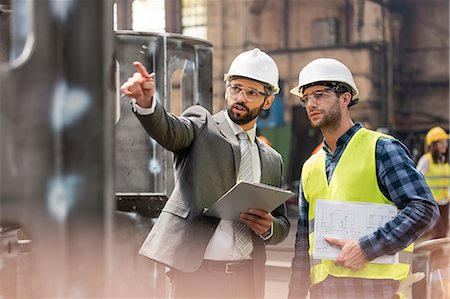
[{"left": 0, "top": 1, "right": 212, "bottom": 297}]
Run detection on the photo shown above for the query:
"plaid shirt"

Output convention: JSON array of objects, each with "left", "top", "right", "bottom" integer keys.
[{"left": 289, "top": 123, "right": 440, "bottom": 299}]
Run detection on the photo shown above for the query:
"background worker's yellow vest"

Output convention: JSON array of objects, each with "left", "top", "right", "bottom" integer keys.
[
  {"left": 423, "top": 152, "right": 450, "bottom": 202},
  {"left": 302, "top": 128, "right": 413, "bottom": 284}
]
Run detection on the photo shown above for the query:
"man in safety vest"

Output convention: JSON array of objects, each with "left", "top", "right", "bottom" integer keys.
[
  {"left": 288, "top": 58, "right": 440, "bottom": 299},
  {"left": 417, "top": 126, "right": 450, "bottom": 239}
]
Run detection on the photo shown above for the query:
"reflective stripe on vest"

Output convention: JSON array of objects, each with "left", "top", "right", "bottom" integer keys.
[
  {"left": 302, "top": 128, "right": 413, "bottom": 284},
  {"left": 423, "top": 152, "right": 450, "bottom": 202}
]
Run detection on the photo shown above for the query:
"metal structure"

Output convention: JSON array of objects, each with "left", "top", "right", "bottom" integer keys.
[
  {"left": 114, "top": 30, "right": 213, "bottom": 196},
  {"left": 412, "top": 237, "right": 450, "bottom": 299},
  {"left": 113, "top": 31, "right": 213, "bottom": 298},
  {"left": 0, "top": 1, "right": 213, "bottom": 298}
]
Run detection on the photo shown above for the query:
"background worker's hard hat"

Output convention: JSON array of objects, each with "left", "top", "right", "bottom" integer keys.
[
  {"left": 290, "top": 58, "right": 359, "bottom": 100},
  {"left": 224, "top": 48, "right": 280, "bottom": 94},
  {"left": 425, "top": 126, "right": 450, "bottom": 146}
]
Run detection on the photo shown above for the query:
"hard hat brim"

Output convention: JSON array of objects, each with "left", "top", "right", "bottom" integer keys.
[
  {"left": 289, "top": 85, "right": 302, "bottom": 97},
  {"left": 429, "top": 133, "right": 450, "bottom": 144}
]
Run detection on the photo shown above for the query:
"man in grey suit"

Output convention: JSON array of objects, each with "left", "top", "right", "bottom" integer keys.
[{"left": 121, "top": 48, "right": 290, "bottom": 299}]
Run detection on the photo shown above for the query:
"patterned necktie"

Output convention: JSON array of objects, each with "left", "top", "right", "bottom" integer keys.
[{"left": 233, "top": 132, "right": 254, "bottom": 257}]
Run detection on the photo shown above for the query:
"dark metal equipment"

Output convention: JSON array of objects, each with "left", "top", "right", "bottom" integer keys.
[
  {"left": 114, "top": 30, "right": 213, "bottom": 196},
  {"left": 1, "top": 0, "right": 115, "bottom": 297},
  {"left": 0, "top": 2, "right": 213, "bottom": 297}
]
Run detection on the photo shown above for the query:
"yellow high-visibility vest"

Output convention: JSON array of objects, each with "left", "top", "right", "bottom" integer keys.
[
  {"left": 302, "top": 128, "right": 413, "bottom": 284},
  {"left": 422, "top": 152, "right": 450, "bottom": 202}
]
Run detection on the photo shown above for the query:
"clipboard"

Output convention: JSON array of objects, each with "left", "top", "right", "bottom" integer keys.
[{"left": 202, "top": 181, "right": 295, "bottom": 222}]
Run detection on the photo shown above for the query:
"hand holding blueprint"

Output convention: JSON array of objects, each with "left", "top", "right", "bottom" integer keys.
[{"left": 313, "top": 199, "right": 398, "bottom": 264}]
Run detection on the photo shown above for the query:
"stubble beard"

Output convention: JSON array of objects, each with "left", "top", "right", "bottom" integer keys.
[
  {"left": 309, "top": 102, "right": 342, "bottom": 130},
  {"left": 227, "top": 101, "right": 265, "bottom": 126}
]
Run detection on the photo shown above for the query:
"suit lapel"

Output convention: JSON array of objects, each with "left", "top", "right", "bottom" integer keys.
[
  {"left": 256, "top": 138, "right": 271, "bottom": 184},
  {"left": 214, "top": 111, "right": 240, "bottom": 178}
]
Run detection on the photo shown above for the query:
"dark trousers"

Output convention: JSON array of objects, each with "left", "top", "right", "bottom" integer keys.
[{"left": 168, "top": 260, "right": 256, "bottom": 299}]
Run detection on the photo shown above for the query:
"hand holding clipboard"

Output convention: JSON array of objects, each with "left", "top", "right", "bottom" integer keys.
[{"left": 202, "top": 181, "right": 294, "bottom": 222}]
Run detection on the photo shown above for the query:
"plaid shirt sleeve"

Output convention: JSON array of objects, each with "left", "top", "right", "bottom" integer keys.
[
  {"left": 288, "top": 180, "right": 311, "bottom": 299},
  {"left": 358, "top": 137, "right": 440, "bottom": 261}
]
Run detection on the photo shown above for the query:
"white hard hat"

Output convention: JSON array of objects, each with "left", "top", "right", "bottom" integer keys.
[
  {"left": 290, "top": 58, "right": 359, "bottom": 100},
  {"left": 224, "top": 48, "right": 280, "bottom": 94}
]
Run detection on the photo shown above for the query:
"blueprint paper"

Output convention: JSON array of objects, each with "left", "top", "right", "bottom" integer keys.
[{"left": 313, "top": 199, "right": 398, "bottom": 264}]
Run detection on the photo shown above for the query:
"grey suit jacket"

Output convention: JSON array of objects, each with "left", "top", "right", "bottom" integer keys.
[{"left": 136, "top": 102, "right": 290, "bottom": 297}]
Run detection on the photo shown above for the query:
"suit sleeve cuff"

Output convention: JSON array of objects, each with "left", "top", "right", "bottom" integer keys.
[
  {"left": 130, "top": 97, "right": 156, "bottom": 115},
  {"left": 259, "top": 223, "right": 273, "bottom": 240}
]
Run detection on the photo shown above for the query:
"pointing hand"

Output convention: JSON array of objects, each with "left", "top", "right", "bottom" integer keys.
[
  {"left": 325, "top": 237, "right": 368, "bottom": 271},
  {"left": 120, "top": 61, "right": 155, "bottom": 108}
]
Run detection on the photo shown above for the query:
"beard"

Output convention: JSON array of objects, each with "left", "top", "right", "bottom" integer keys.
[
  {"left": 309, "top": 100, "right": 341, "bottom": 129},
  {"left": 227, "top": 101, "right": 265, "bottom": 125}
]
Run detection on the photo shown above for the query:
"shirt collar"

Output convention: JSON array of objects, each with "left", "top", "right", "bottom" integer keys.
[
  {"left": 224, "top": 111, "right": 257, "bottom": 145},
  {"left": 323, "top": 123, "right": 363, "bottom": 152}
]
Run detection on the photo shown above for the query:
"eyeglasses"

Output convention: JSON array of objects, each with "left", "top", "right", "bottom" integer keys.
[
  {"left": 226, "top": 83, "right": 268, "bottom": 102},
  {"left": 300, "top": 88, "right": 340, "bottom": 107}
]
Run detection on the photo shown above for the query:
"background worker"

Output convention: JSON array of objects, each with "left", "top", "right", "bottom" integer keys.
[
  {"left": 287, "top": 58, "right": 440, "bottom": 299},
  {"left": 120, "top": 48, "right": 289, "bottom": 299},
  {"left": 417, "top": 126, "right": 450, "bottom": 238}
]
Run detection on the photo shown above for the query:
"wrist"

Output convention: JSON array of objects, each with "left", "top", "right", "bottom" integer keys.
[
  {"left": 259, "top": 223, "right": 273, "bottom": 240},
  {"left": 137, "top": 96, "right": 153, "bottom": 109},
  {"left": 131, "top": 97, "right": 156, "bottom": 115}
]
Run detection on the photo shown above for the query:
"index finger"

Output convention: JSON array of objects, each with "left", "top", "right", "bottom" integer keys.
[
  {"left": 325, "top": 237, "right": 345, "bottom": 248},
  {"left": 133, "top": 61, "right": 151, "bottom": 78}
]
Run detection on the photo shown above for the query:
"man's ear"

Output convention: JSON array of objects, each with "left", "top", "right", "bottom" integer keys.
[
  {"left": 262, "top": 95, "right": 275, "bottom": 110},
  {"left": 340, "top": 92, "right": 352, "bottom": 107}
]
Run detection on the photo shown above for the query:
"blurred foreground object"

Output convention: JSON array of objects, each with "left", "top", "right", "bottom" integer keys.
[{"left": 412, "top": 237, "right": 450, "bottom": 299}]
